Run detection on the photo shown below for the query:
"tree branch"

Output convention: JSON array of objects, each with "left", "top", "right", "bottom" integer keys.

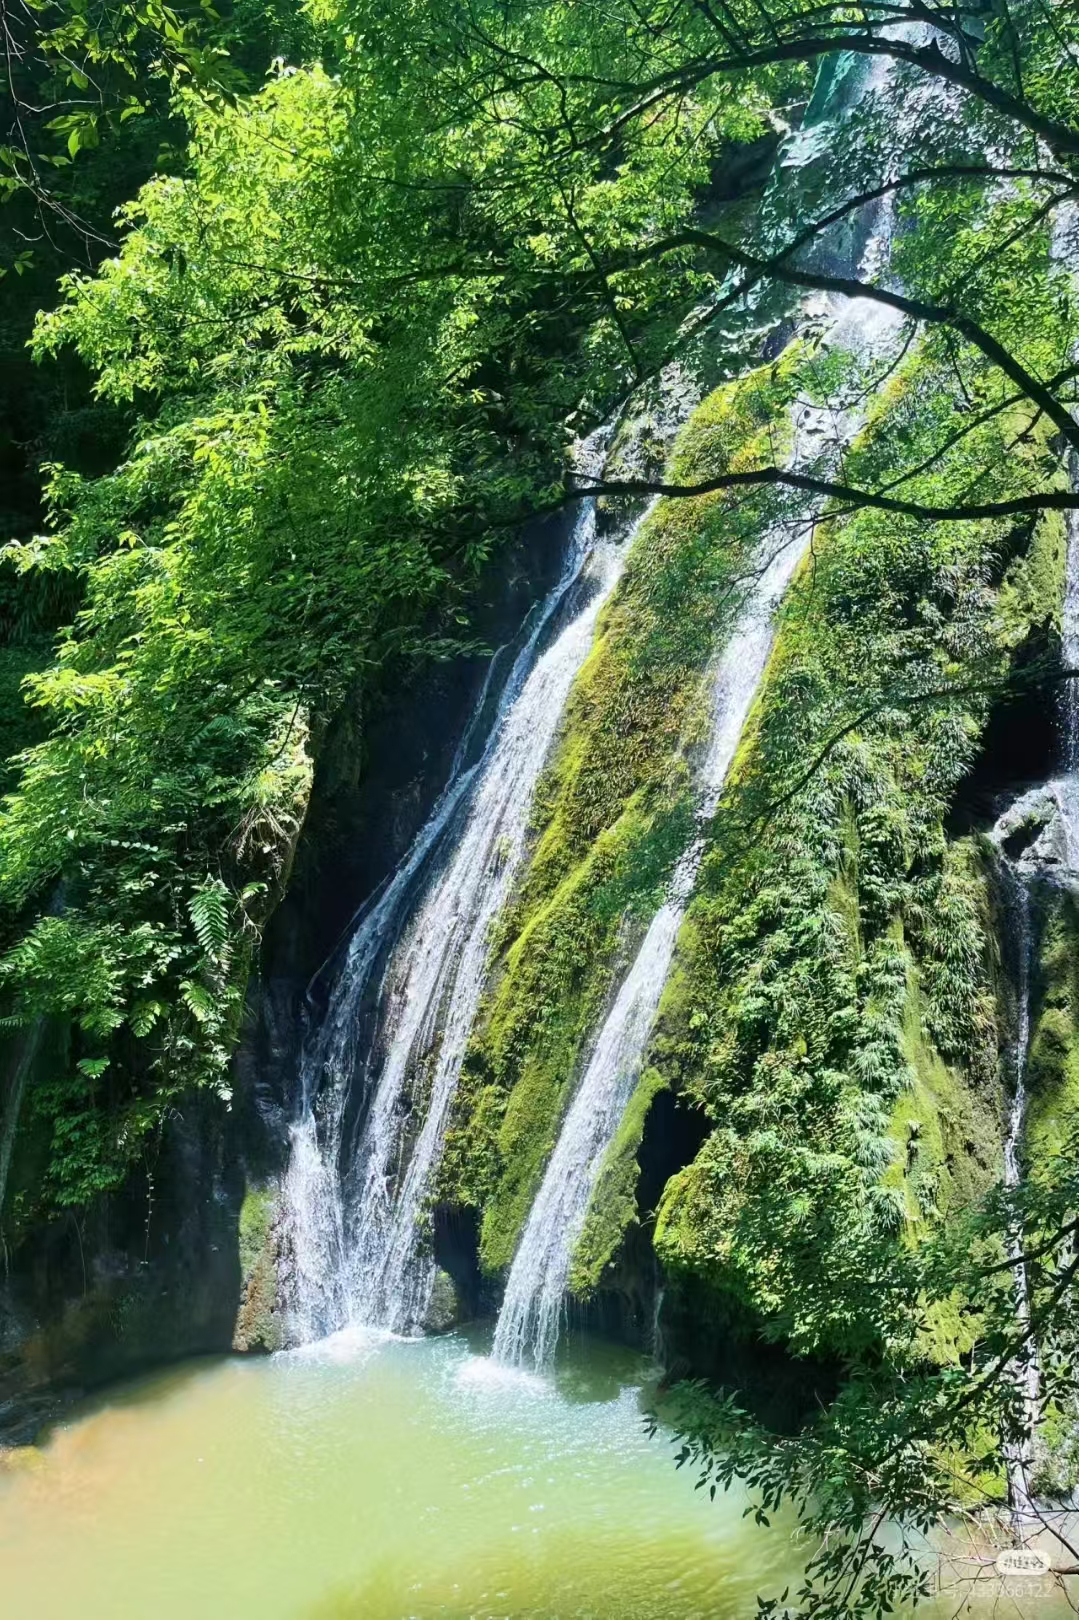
[
  {"left": 589, "top": 28, "right": 1079, "bottom": 160},
  {"left": 571, "top": 467, "right": 1079, "bottom": 522},
  {"left": 613, "top": 225, "right": 1079, "bottom": 453}
]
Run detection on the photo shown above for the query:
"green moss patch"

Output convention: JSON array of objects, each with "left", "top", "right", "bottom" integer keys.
[
  {"left": 648, "top": 366, "right": 1065, "bottom": 1359},
  {"left": 232, "top": 1181, "right": 283, "bottom": 1353},
  {"left": 1027, "top": 890, "right": 1079, "bottom": 1167}
]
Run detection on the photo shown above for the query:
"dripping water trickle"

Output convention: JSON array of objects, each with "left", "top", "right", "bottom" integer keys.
[{"left": 650, "top": 1283, "right": 666, "bottom": 1361}]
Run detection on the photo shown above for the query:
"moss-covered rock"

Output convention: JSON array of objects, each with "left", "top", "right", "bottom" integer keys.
[
  {"left": 423, "top": 1268, "right": 462, "bottom": 1334},
  {"left": 646, "top": 373, "right": 1064, "bottom": 1358},
  {"left": 232, "top": 1182, "right": 284, "bottom": 1353},
  {"left": 571, "top": 1063, "right": 668, "bottom": 1297}
]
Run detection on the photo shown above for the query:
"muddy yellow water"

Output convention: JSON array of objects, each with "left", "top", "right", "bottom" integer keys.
[{"left": 0, "top": 1328, "right": 1070, "bottom": 1619}]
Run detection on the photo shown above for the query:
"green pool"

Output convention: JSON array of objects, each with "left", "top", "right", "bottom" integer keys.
[{"left": 0, "top": 1327, "right": 1068, "bottom": 1619}]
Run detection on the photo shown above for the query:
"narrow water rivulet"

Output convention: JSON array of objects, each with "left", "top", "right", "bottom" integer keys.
[{"left": 989, "top": 468, "right": 1079, "bottom": 1524}]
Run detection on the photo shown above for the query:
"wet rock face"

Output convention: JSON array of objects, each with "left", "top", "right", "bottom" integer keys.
[
  {"left": 0, "top": 1096, "right": 244, "bottom": 1444},
  {"left": 232, "top": 1184, "right": 287, "bottom": 1354},
  {"left": 993, "top": 784, "right": 1079, "bottom": 886},
  {"left": 422, "top": 1269, "right": 461, "bottom": 1335}
]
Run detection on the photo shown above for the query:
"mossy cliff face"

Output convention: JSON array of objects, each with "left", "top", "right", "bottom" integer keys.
[
  {"left": 652, "top": 450, "right": 1068, "bottom": 1360},
  {"left": 232, "top": 1183, "right": 285, "bottom": 1353},
  {"left": 0, "top": 1090, "right": 245, "bottom": 1443},
  {"left": 443, "top": 329, "right": 1070, "bottom": 1365},
  {"left": 438, "top": 354, "right": 804, "bottom": 1274},
  {"left": 651, "top": 371, "right": 1066, "bottom": 1359}
]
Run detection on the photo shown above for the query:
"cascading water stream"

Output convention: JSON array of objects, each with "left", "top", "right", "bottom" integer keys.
[
  {"left": 982, "top": 488, "right": 1079, "bottom": 1525},
  {"left": 990, "top": 209, "right": 1079, "bottom": 1519},
  {"left": 491, "top": 522, "right": 815, "bottom": 1366},
  {"left": 284, "top": 584, "right": 579, "bottom": 1340},
  {"left": 284, "top": 501, "right": 603, "bottom": 1339},
  {"left": 283, "top": 426, "right": 654, "bottom": 1340},
  {"left": 338, "top": 532, "right": 629, "bottom": 1334},
  {"left": 994, "top": 477, "right": 1079, "bottom": 1528}
]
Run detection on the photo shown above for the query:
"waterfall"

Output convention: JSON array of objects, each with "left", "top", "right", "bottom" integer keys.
[
  {"left": 284, "top": 602, "right": 558, "bottom": 1340},
  {"left": 493, "top": 217, "right": 908, "bottom": 1367},
  {"left": 990, "top": 459, "right": 1079, "bottom": 1525},
  {"left": 991, "top": 211, "right": 1079, "bottom": 1510},
  {"left": 491, "top": 505, "right": 814, "bottom": 1366},
  {"left": 650, "top": 1281, "right": 666, "bottom": 1359},
  {"left": 282, "top": 427, "right": 651, "bottom": 1340},
  {"left": 285, "top": 35, "right": 947, "bottom": 1354},
  {"left": 284, "top": 513, "right": 599, "bottom": 1339},
  {"left": 338, "top": 534, "right": 626, "bottom": 1334}
]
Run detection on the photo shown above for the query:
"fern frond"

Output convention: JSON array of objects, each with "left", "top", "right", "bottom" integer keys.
[{"left": 188, "top": 879, "right": 231, "bottom": 965}]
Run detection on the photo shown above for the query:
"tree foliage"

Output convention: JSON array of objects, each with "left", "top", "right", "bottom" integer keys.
[{"left": 654, "top": 1141, "right": 1079, "bottom": 1618}]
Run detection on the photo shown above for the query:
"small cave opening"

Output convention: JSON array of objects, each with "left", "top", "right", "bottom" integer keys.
[
  {"left": 947, "top": 631, "right": 1063, "bottom": 836},
  {"left": 635, "top": 1087, "right": 711, "bottom": 1222},
  {"left": 568, "top": 1089, "right": 711, "bottom": 1354},
  {"left": 431, "top": 1202, "right": 486, "bottom": 1319}
]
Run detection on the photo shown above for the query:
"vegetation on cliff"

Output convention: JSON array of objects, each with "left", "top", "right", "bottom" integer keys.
[
  {"left": 652, "top": 369, "right": 1064, "bottom": 1360},
  {"left": 2, "top": 0, "right": 1079, "bottom": 1612}
]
